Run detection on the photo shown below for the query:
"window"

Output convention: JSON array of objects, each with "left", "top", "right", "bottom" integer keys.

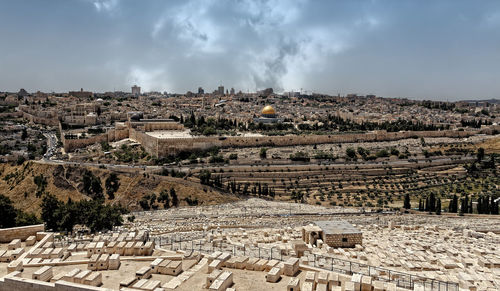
[{"left": 342, "top": 238, "right": 348, "bottom": 242}]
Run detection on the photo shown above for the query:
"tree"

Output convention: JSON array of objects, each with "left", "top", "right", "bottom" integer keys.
[
  {"left": 403, "top": 193, "right": 411, "bottom": 209},
  {"left": 170, "top": 188, "right": 179, "bottom": 207},
  {"left": 429, "top": 192, "right": 436, "bottom": 212},
  {"left": 105, "top": 173, "right": 120, "bottom": 200},
  {"left": 346, "top": 148, "right": 356, "bottom": 159},
  {"left": 458, "top": 198, "right": 465, "bottom": 216},
  {"left": 82, "top": 170, "right": 103, "bottom": 200},
  {"left": 0, "top": 194, "right": 17, "bottom": 228},
  {"left": 477, "top": 147, "right": 485, "bottom": 162},
  {"left": 418, "top": 198, "right": 423, "bottom": 211},
  {"left": 41, "top": 193, "right": 64, "bottom": 231},
  {"left": 158, "top": 190, "right": 170, "bottom": 209},
  {"left": 21, "top": 128, "right": 28, "bottom": 140},
  {"left": 491, "top": 197, "right": 499, "bottom": 215},
  {"left": 259, "top": 148, "right": 268, "bottom": 159},
  {"left": 449, "top": 194, "right": 458, "bottom": 213},
  {"left": 139, "top": 195, "right": 150, "bottom": 210},
  {"left": 436, "top": 198, "right": 441, "bottom": 215},
  {"left": 199, "top": 170, "right": 211, "bottom": 185}
]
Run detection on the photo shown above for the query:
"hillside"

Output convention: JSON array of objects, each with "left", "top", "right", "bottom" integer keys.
[{"left": 0, "top": 161, "right": 238, "bottom": 215}]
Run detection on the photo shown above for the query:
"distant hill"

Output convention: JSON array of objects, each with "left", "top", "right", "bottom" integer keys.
[{"left": 459, "top": 99, "right": 500, "bottom": 104}]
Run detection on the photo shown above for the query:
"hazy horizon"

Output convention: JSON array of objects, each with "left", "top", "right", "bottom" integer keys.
[{"left": 1, "top": 0, "right": 500, "bottom": 101}]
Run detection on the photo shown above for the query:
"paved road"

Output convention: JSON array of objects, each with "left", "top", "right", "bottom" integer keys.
[{"left": 42, "top": 132, "right": 58, "bottom": 159}]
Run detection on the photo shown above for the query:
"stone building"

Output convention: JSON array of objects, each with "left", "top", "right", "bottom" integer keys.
[{"left": 302, "top": 220, "right": 362, "bottom": 248}]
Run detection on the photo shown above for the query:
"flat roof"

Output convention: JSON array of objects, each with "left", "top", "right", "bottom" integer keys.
[{"left": 314, "top": 220, "right": 361, "bottom": 235}]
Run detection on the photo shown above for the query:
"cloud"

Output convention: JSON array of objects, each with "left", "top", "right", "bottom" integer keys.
[
  {"left": 127, "top": 67, "right": 170, "bottom": 92},
  {"left": 92, "top": 0, "right": 119, "bottom": 13},
  {"left": 143, "top": 0, "right": 380, "bottom": 92},
  {"left": 2, "top": 0, "right": 498, "bottom": 99}
]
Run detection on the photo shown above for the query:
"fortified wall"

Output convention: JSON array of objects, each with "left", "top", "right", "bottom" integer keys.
[
  {"left": 64, "top": 124, "right": 478, "bottom": 157},
  {"left": 152, "top": 129, "right": 475, "bottom": 157},
  {"left": 19, "top": 108, "right": 59, "bottom": 126},
  {"left": 61, "top": 126, "right": 129, "bottom": 152}
]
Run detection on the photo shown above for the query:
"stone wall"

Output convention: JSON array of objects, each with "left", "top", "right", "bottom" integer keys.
[
  {"left": 143, "top": 122, "right": 184, "bottom": 131},
  {"left": 0, "top": 276, "right": 110, "bottom": 291},
  {"left": 62, "top": 124, "right": 480, "bottom": 156},
  {"left": 151, "top": 129, "right": 476, "bottom": 157},
  {"left": 324, "top": 233, "right": 363, "bottom": 248},
  {"left": 0, "top": 224, "right": 45, "bottom": 243},
  {"left": 21, "top": 111, "right": 59, "bottom": 126},
  {"left": 62, "top": 128, "right": 129, "bottom": 152}
]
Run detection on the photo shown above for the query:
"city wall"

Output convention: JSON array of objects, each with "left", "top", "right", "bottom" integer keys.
[
  {"left": 0, "top": 224, "right": 45, "bottom": 243},
  {"left": 64, "top": 125, "right": 478, "bottom": 157},
  {"left": 154, "top": 129, "right": 475, "bottom": 157},
  {"left": 62, "top": 126, "right": 129, "bottom": 152},
  {"left": 21, "top": 111, "right": 59, "bottom": 126}
]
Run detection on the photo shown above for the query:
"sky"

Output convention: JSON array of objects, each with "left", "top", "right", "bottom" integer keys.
[{"left": 0, "top": 0, "right": 500, "bottom": 100}]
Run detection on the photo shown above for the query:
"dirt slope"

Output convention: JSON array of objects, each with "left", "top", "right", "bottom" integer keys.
[{"left": 0, "top": 161, "right": 238, "bottom": 215}]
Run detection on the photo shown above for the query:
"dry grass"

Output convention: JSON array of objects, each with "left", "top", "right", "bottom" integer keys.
[{"left": 0, "top": 161, "right": 238, "bottom": 215}]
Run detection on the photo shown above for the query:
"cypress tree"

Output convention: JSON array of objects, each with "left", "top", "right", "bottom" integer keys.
[
  {"left": 489, "top": 196, "right": 497, "bottom": 215},
  {"left": 452, "top": 195, "right": 458, "bottom": 213},
  {"left": 404, "top": 193, "right": 411, "bottom": 209},
  {"left": 492, "top": 198, "right": 499, "bottom": 215},
  {"left": 469, "top": 198, "right": 473, "bottom": 214},
  {"left": 484, "top": 196, "right": 490, "bottom": 214},
  {"left": 458, "top": 198, "right": 464, "bottom": 216},
  {"left": 477, "top": 196, "right": 482, "bottom": 214},
  {"left": 429, "top": 192, "right": 436, "bottom": 212},
  {"left": 436, "top": 198, "right": 441, "bottom": 215}
]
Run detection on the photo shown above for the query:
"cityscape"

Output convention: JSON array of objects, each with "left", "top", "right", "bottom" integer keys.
[{"left": 0, "top": 1, "right": 499, "bottom": 291}]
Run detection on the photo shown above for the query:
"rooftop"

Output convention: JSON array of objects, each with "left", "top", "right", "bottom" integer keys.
[{"left": 314, "top": 220, "right": 361, "bottom": 235}]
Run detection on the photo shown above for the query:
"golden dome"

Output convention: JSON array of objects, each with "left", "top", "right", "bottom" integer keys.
[{"left": 261, "top": 105, "right": 276, "bottom": 115}]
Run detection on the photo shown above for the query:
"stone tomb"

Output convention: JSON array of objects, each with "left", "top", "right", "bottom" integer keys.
[
  {"left": 32, "top": 266, "right": 53, "bottom": 282},
  {"left": 287, "top": 277, "right": 300, "bottom": 291},
  {"left": 283, "top": 257, "right": 300, "bottom": 276},
  {"left": 265, "top": 267, "right": 281, "bottom": 283},
  {"left": 136, "top": 266, "right": 153, "bottom": 279},
  {"left": 109, "top": 253, "right": 120, "bottom": 270}
]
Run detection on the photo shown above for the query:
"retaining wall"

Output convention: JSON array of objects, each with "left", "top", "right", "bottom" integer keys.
[{"left": 0, "top": 224, "right": 45, "bottom": 243}]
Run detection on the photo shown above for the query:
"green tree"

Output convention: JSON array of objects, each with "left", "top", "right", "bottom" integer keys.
[
  {"left": 21, "top": 128, "right": 28, "bottom": 140},
  {"left": 139, "top": 195, "right": 150, "bottom": 210},
  {"left": 82, "top": 170, "right": 103, "bottom": 200},
  {"left": 41, "top": 193, "right": 64, "bottom": 231},
  {"left": 259, "top": 148, "right": 268, "bottom": 159},
  {"left": 0, "top": 194, "right": 17, "bottom": 228},
  {"left": 346, "top": 148, "right": 356, "bottom": 159},
  {"left": 403, "top": 193, "right": 411, "bottom": 209},
  {"left": 105, "top": 173, "right": 120, "bottom": 200},
  {"left": 158, "top": 190, "right": 170, "bottom": 209},
  {"left": 436, "top": 198, "right": 441, "bottom": 215},
  {"left": 458, "top": 198, "right": 465, "bottom": 216},
  {"left": 199, "top": 170, "right": 211, "bottom": 185},
  {"left": 477, "top": 147, "right": 485, "bottom": 162},
  {"left": 170, "top": 188, "right": 179, "bottom": 207}
]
